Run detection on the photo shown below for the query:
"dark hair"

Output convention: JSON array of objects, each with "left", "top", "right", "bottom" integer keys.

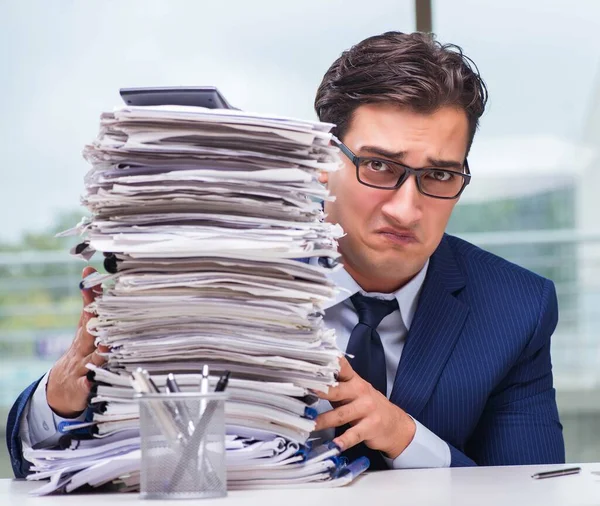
[{"left": 314, "top": 31, "right": 488, "bottom": 154}]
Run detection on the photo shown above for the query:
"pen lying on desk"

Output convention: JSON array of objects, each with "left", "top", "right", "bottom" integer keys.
[{"left": 531, "top": 467, "right": 581, "bottom": 479}]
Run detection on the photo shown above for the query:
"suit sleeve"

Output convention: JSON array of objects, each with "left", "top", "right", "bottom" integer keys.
[
  {"left": 452, "top": 279, "right": 565, "bottom": 466},
  {"left": 6, "top": 376, "right": 44, "bottom": 478}
]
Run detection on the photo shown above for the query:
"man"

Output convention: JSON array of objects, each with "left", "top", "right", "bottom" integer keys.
[{"left": 7, "top": 31, "right": 565, "bottom": 477}]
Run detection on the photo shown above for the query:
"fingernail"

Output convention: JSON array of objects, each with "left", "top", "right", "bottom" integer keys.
[{"left": 330, "top": 440, "right": 343, "bottom": 451}]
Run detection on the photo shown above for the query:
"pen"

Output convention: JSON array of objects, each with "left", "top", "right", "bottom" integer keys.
[
  {"left": 199, "top": 364, "right": 210, "bottom": 415},
  {"left": 531, "top": 467, "right": 581, "bottom": 479},
  {"left": 200, "top": 364, "right": 210, "bottom": 395},
  {"left": 146, "top": 376, "right": 161, "bottom": 394},
  {"left": 133, "top": 369, "right": 182, "bottom": 446},
  {"left": 197, "top": 366, "right": 214, "bottom": 483},
  {"left": 169, "top": 371, "right": 230, "bottom": 488},
  {"left": 197, "top": 364, "right": 210, "bottom": 479},
  {"left": 215, "top": 371, "right": 230, "bottom": 392},
  {"left": 166, "top": 373, "right": 195, "bottom": 437},
  {"left": 165, "top": 373, "right": 181, "bottom": 394}
]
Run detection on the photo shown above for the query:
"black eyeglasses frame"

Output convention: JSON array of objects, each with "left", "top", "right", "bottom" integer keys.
[{"left": 331, "top": 136, "right": 471, "bottom": 200}]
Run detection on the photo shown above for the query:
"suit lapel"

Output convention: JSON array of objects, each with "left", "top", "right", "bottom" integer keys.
[{"left": 389, "top": 235, "right": 469, "bottom": 417}]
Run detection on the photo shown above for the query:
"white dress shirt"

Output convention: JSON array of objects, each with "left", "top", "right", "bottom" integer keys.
[
  {"left": 22, "top": 259, "right": 450, "bottom": 468},
  {"left": 315, "top": 259, "right": 451, "bottom": 468},
  {"left": 19, "top": 371, "right": 87, "bottom": 451}
]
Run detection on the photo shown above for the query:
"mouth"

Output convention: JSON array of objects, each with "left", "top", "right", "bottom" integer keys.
[{"left": 375, "top": 227, "right": 419, "bottom": 245}]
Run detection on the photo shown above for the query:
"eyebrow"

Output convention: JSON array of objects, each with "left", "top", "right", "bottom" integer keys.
[{"left": 359, "top": 145, "right": 464, "bottom": 170}]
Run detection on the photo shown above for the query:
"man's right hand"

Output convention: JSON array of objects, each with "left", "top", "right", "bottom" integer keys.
[{"left": 46, "top": 266, "right": 106, "bottom": 418}]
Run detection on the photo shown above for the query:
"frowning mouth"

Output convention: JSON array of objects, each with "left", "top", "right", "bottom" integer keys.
[{"left": 375, "top": 228, "right": 419, "bottom": 245}]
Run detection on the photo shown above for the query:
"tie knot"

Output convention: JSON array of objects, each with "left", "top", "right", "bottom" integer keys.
[{"left": 350, "top": 293, "right": 399, "bottom": 329}]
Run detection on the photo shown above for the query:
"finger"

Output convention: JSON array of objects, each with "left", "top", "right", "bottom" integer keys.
[
  {"left": 81, "top": 267, "right": 102, "bottom": 306},
  {"left": 80, "top": 307, "right": 94, "bottom": 331},
  {"left": 314, "top": 399, "right": 362, "bottom": 431},
  {"left": 86, "top": 349, "right": 107, "bottom": 368},
  {"left": 333, "top": 418, "right": 371, "bottom": 451},
  {"left": 82, "top": 266, "right": 96, "bottom": 279},
  {"left": 81, "top": 267, "right": 96, "bottom": 305},
  {"left": 337, "top": 356, "right": 356, "bottom": 382},
  {"left": 82, "top": 285, "right": 96, "bottom": 306},
  {"left": 330, "top": 399, "right": 353, "bottom": 409},
  {"left": 77, "top": 297, "right": 88, "bottom": 329},
  {"left": 74, "top": 375, "right": 93, "bottom": 406},
  {"left": 318, "top": 379, "right": 358, "bottom": 403},
  {"left": 77, "top": 350, "right": 106, "bottom": 376},
  {"left": 53, "top": 376, "right": 90, "bottom": 417},
  {"left": 74, "top": 325, "right": 96, "bottom": 356}
]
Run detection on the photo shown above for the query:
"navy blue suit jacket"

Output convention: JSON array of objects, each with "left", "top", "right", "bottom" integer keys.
[{"left": 6, "top": 234, "right": 565, "bottom": 477}]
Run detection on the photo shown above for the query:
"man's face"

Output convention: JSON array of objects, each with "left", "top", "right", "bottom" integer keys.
[{"left": 321, "top": 103, "right": 469, "bottom": 292}]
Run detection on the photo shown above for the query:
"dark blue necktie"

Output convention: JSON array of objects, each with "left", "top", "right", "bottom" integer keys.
[
  {"left": 346, "top": 293, "right": 399, "bottom": 396},
  {"left": 336, "top": 293, "right": 398, "bottom": 468}
]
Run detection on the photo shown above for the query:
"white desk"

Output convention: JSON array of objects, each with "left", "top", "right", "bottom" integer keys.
[{"left": 2, "top": 464, "right": 599, "bottom": 506}]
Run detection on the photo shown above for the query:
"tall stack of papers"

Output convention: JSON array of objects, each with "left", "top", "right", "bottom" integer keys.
[{"left": 24, "top": 104, "right": 365, "bottom": 494}]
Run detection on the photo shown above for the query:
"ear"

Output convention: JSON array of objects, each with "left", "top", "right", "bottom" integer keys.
[{"left": 318, "top": 171, "right": 329, "bottom": 185}]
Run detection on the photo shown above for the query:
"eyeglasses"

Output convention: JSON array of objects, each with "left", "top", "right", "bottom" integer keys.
[{"left": 331, "top": 137, "right": 471, "bottom": 200}]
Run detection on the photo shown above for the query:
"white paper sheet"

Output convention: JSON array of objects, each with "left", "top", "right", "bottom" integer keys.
[{"left": 25, "top": 101, "right": 364, "bottom": 495}]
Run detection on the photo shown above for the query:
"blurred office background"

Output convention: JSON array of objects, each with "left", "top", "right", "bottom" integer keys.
[{"left": 1, "top": 0, "right": 599, "bottom": 475}]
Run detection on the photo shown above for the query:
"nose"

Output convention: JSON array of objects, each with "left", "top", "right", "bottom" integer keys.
[{"left": 380, "top": 175, "right": 423, "bottom": 227}]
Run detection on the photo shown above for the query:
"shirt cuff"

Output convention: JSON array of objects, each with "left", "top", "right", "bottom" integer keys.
[
  {"left": 382, "top": 417, "right": 451, "bottom": 469},
  {"left": 24, "top": 370, "right": 87, "bottom": 448}
]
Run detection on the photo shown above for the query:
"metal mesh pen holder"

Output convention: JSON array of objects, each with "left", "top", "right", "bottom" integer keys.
[{"left": 137, "top": 392, "right": 228, "bottom": 500}]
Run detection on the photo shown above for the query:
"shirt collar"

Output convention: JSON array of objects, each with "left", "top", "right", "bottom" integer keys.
[{"left": 323, "top": 259, "right": 429, "bottom": 331}]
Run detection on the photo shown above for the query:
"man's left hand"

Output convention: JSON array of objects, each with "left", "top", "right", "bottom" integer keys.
[{"left": 314, "top": 357, "right": 416, "bottom": 459}]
